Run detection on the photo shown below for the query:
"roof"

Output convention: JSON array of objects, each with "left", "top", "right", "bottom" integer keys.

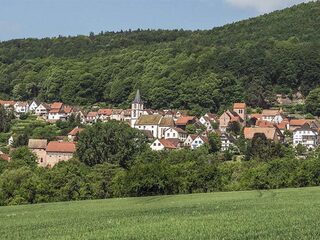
[
  {"left": 63, "top": 106, "right": 73, "bottom": 114},
  {"left": 49, "top": 109, "right": 61, "bottom": 113},
  {"left": 132, "top": 89, "right": 143, "bottom": 104},
  {"left": 158, "top": 139, "right": 178, "bottom": 149},
  {"left": 51, "top": 102, "right": 63, "bottom": 109},
  {"left": 15, "top": 101, "right": 29, "bottom": 107},
  {"left": 28, "top": 139, "right": 48, "bottom": 149},
  {"left": 250, "top": 114, "right": 262, "bottom": 119},
  {"left": 172, "top": 127, "right": 187, "bottom": 134},
  {"left": 293, "top": 123, "right": 317, "bottom": 133},
  {"left": 262, "top": 109, "right": 281, "bottom": 116},
  {"left": 0, "top": 100, "right": 16, "bottom": 106},
  {"left": 233, "top": 103, "right": 246, "bottom": 109},
  {"left": 38, "top": 103, "right": 51, "bottom": 110},
  {"left": 141, "top": 130, "right": 154, "bottom": 139},
  {"left": 0, "top": 153, "right": 10, "bottom": 161},
  {"left": 243, "top": 127, "right": 277, "bottom": 140},
  {"left": 135, "top": 115, "right": 162, "bottom": 125},
  {"left": 46, "top": 141, "right": 76, "bottom": 153},
  {"left": 68, "top": 127, "right": 84, "bottom": 136},
  {"left": 159, "top": 117, "right": 175, "bottom": 127},
  {"left": 122, "top": 109, "right": 131, "bottom": 116},
  {"left": 98, "top": 108, "right": 112, "bottom": 116},
  {"left": 256, "top": 120, "right": 274, "bottom": 128},
  {"left": 176, "top": 116, "right": 196, "bottom": 125},
  {"left": 112, "top": 109, "right": 123, "bottom": 115},
  {"left": 277, "top": 121, "right": 288, "bottom": 130},
  {"left": 290, "top": 119, "right": 308, "bottom": 126},
  {"left": 87, "top": 111, "right": 98, "bottom": 117}
]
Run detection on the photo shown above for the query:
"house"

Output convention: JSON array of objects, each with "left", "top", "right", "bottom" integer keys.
[
  {"left": 86, "top": 111, "right": 98, "bottom": 123},
  {"left": 8, "top": 136, "right": 14, "bottom": 146},
  {"left": 219, "top": 110, "right": 243, "bottom": 132},
  {"left": 68, "top": 127, "right": 84, "bottom": 142},
  {"left": 46, "top": 141, "right": 76, "bottom": 167},
  {"left": 184, "top": 134, "right": 208, "bottom": 149},
  {"left": 35, "top": 103, "right": 50, "bottom": 117},
  {"left": 293, "top": 123, "right": 319, "bottom": 149},
  {"left": 122, "top": 109, "right": 131, "bottom": 123},
  {"left": 175, "top": 116, "right": 196, "bottom": 130},
  {"left": 28, "top": 139, "right": 48, "bottom": 167},
  {"left": 261, "top": 109, "right": 283, "bottom": 124},
  {"left": 0, "top": 100, "right": 16, "bottom": 109},
  {"left": 150, "top": 138, "right": 180, "bottom": 151},
  {"left": 0, "top": 152, "right": 10, "bottom": 161},
  {"left": 243, "top": 127, "right": 284, "bottom": 143},
  {"left": 14, "top": 101, "right": 29, "bottom": 114},
  {"left": 111, "top": 109, "right": 124, "bottom": 121},
  {"left": 164, "top": 127, "right": 188, "bottom": 142},
  {"left": 199, "top": 116, "right": 215, "bottom": 132},
  {"left": 48, "top": 102, "right": 66, "bottom": 122},
  {"left": 220, "top": 132, "right": 235, "bottom": 152},
  {"left": 28, "top": 100, "right": 39, "bottom": 112},
  {"left": 97, "top": 108, "right": 112, "bottom": 122},
  {"left": 134, "top": 115, "right": 175, "bottom": 139}
]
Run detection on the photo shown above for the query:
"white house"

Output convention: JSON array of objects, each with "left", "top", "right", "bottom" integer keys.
[
  {"left": 14, "top": 101, "right": 29, "bottom": 114},
  {"left": 86, "top": 111, "right": 98, "bottom": 123},
  {"left": 220, "top": 133, "right": 235, "bottom": 151},
  {"left": 150, "top": 139, "right": 179, "bottom": 151},
  {"left": 184, "top": 134, "right": 208, "bottom": 149},
  {"left": 293, "top": 123, "right": 319, "bottom": 149},
  {"left": 199, "top": 116, "right": 215, "bottom": 132},
  {"left": 134, "top": 115, "right": 175, "bottom": 139},
  {"left": 164, "top": 127, "right": 188, "bottom": 142},
  {"left": 261, "top": 109, "right": 283, "bottom": 124},
  {"left": 48, "top": 102, "right": 66, "bottom": 122},
  {"left": 97, "top": 109, "right": 112, "bottom": 122},
  {"left": 35, "top": 103, "right": 50, "bottom": 116},
  {"left": 28, "top": 100, "right": 39, "bottom": 112}
]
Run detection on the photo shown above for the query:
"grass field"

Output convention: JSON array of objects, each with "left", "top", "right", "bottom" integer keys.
[{"left": 1, "top": 187, "right": 320, "bottom": 239}]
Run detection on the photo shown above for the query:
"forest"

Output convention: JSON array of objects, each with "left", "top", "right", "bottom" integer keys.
[{"left": 0, "top": 2, "right": 319, "bottom": 113}]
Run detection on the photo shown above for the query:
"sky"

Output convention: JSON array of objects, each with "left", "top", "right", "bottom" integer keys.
[{"left": 0, "top": 0, "right": 314, "bottom": 41}]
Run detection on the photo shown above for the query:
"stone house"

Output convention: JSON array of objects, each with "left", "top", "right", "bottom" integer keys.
[{"left": 28, "top": 139, "right": 48, "bottom": 167}]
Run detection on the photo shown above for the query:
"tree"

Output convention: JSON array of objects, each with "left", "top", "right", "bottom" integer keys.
[
  {"left": 76, "top": 121, "right": 147, "bottom": 168},
  {"left": 208, "top": 133, "right": 221, "bottom": 154},
  {"left": 186, "top": 124, "right": 196, "bottom": 134},
  {"left": 227, "top": 121, "right": 241, "bottom": 136},
  {"left": 305, "top": 87, "right": 320, "bottom": 116},
  {"left": 9, "top": 147, "right": 37, "bottom": 169}
]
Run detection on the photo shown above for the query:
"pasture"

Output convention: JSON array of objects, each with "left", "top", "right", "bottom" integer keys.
[{"left": 1, "top": 187, "right": 320, "bottom": 239}]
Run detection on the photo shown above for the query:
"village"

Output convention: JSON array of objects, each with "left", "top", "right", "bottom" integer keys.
[{"left": 0, "top": 90, "right": 319, "bottom": 168}]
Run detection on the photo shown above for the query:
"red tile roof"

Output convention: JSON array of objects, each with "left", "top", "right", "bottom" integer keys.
[
  {"left": 290, "top": 119, "right": 308, "bottom": 126},
  {"left": 158, "top": 139, "right": 178, "bottom": 149},
  {"left": 233, "top": 103, "right": 246, "bottom": 109},
  {"left": 0, "top": 100, "right": 16, "bottom": 106},
  {"left": 46, "top": 142, "right": 76, "bottom": 153},
  {"left": 0, "top": 153, "right": 10, "bottom": 161},
  {"left": 176, "top": 116, "right": 196, "bottom": 125},
  {"left": 87, "top": 111, "right": 98, "bottom": 117},
  {"left": 68, "top": 127, "right": 84, "bottom": 136},
  {"left": 50, "top": 102, "right": 63, "bottom": 109},
  {"left": 98, "top": 109, "right": 112, "bottom": 116}
]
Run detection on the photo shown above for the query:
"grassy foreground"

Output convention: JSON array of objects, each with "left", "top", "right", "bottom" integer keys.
[{"left": 1, "top": 187, "right": 320, "bottom": 239}]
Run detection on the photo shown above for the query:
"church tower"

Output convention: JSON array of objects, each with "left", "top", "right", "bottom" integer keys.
[{"left": 131, "top": 89, "right": 144, "bottom": 127}]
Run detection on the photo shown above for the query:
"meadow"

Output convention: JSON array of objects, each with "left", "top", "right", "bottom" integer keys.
[{"left": 1, "top": 187, "right": 320, "bottom": 240}]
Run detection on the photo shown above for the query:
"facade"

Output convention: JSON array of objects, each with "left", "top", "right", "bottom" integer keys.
[
  {"left": 86, "top": 111, "right": 98, "bottom": 123},
  {"left": 28, "top": 100, "right": 39, "bottom": 112},
  {"left": 233, "top": 103, "right": 247, "bottom": 122},
  {"left": 35, "top": 103, "right": 50, "bottom": 116},
  {"left": 14, "top": 101, "right": 29, "bottom": 114},
  {"left": 293, "top": 123, "right": 319, "bottom": 149},
  {"left": 150, "top": 138, "right": 179, "bottom": 151},
  {"left": 45, "top": 142, "right": 76, "bottom": 167},
  {"left": 48, "top": 102, "right": 66, "bottom": 121},
  {"left": 164, "top": 127, "right": 188, "bottom": 142},
  {"left": 28, "top": 139, "right": 48, "bottom": 167},
  {"left": 261, "top": 109, "right": 283, "bottom": 124},
  {"left": 97, "top": 108, "right": 112, "bottom": 122}
]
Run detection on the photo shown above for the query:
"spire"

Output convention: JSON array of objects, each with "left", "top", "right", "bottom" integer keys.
[{"left": 132, "top": 89, "right": 143, "bottom": 104}]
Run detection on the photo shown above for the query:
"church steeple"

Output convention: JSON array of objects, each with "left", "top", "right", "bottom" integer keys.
[
  {"left": 131, "top": 89, "right": 144, "bottom": 127},
  {"left": 132, "top": 89, "right": 143, "bottom": 104}
]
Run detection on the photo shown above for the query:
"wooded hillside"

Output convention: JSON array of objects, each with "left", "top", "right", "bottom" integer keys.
[{"left": 0, "top": 1, "right": 319, "bottom": 112}]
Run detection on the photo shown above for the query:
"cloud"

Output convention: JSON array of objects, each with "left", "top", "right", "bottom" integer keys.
[{"left": 225, "top": 0, "right": 314, "bottom": 13}]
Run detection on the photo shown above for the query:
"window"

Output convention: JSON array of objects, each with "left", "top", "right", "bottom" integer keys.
[
  {"left": 158, "top": 143, "right": 161, "bottom": 146},
  {"left": 167, "top": 133, "right": 170, "bottom": 137},
  {"left": 153, "top": 143, "right": 156, "bottom": 146},
  {"left": 173, "top": 133, "right": 176, "bottom": 137}
]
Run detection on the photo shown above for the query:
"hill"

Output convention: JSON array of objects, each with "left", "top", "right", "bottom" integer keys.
[
  {"left": 0, "top": 2, "right": 319, "bottom": 112},
  {"left": 1, "top": 187, "right": 320, "bottom": 239}
]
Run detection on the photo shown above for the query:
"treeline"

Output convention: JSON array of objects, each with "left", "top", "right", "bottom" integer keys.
[
  {"left": 0, "top": 121, "right": 320, "bottom": 206},
  {"left": 0, "top": 2, "right": 320, "bottom": 112}
]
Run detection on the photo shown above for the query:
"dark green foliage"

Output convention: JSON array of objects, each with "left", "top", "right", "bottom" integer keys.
[
  {"left": 227, "top": 121, "right": 241, "bottom": 136},
  {"left": 0, "top": 2, "right": 319, "bottom": 110},
  {"left": 305, "top": 87, "right": 320, "bottom": 116},
  {"left": 0, "top": 106, "right": 14, "bottom": 132},
  {"left": 76, "top": 121, "right": 147, "bottom": 168},
  {"left": 208, "top": 133, "right": 221, "bottom": 154}
]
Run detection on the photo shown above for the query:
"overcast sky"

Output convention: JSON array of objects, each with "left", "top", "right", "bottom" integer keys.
[{"left": 0, "top": 0, "right": 314, "bottom": 41}]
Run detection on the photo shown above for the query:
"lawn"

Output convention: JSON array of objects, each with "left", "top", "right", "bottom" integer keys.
[{"left": 1, "top": 187, "right": 320, "bottom": 239}]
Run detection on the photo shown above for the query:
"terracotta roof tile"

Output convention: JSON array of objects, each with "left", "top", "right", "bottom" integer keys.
[
  {"left": 46, "top": 142, "right": 76, "bottom": 153},
  {"left": 28, "top": 139, "right": 48, "bottom": 149},
  {"left": 68, "top": 127, "right": 84, "bottom": 136},
  {"left": 98, "top": 109, "right": 112, "bottom": 115},
  {"left": 233, "top": 103, "right": 246, "bottom": 109},
  {"left": 176, "top": 116, "right": 196, "bottom": 125}
]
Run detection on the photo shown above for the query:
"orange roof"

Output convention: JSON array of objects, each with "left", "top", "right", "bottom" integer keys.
[
  {"left": 46, "top": 142, "right": 76, "bottom": 153},
  {"left": 87, "top": 111, "right": 98, "bottom": 117},
  {"left": 49, "top": 109, "right": 61, "bottom": 113},
  {"left": 256, "top": 120, "right": 274, "bottom": 128},
  {"left": 262, "top": 109, "right": 281, "bottom": 116},
  {"left": 0, "top": 153, "right": 10, "bottom": 161},
  {"left": 277, "top": 122, "right": 287, "bottom": 130},
  {"left": 290, "top": 119, "right": 308, "bottom": 126},
  {"left": 68, "top": 127, "right": 84, "bottom": 136},
  {"left": 244, "top": 127, "right": 277, "bottom": 140},
  {"left": 158, "top": 139, "right": 177, "bottom": 149},
  {"left": 98, "top": 109, "right": 112, "bottom": 116},
  {"left": 176, "top": 116, "right": 195, "bottom": 125},
  {"left": 0, "top": 100, "right": 16, "bottom": 106},
  {"left": 50, "top": 102, "right": 63, "bottom": 109},
  {"left": 63, "top": 106, "right": 73, "bottom": 113},
  {"left": 250, "top": 114, "right": 262, "bottom": 119},
  {"left": 233, "top": 103, "right": 246, "bottom": 109}
]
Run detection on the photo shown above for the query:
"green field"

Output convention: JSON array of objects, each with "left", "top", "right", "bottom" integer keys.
[{"left": 1, "top": 187, "right": 320, "bottom": 239}]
